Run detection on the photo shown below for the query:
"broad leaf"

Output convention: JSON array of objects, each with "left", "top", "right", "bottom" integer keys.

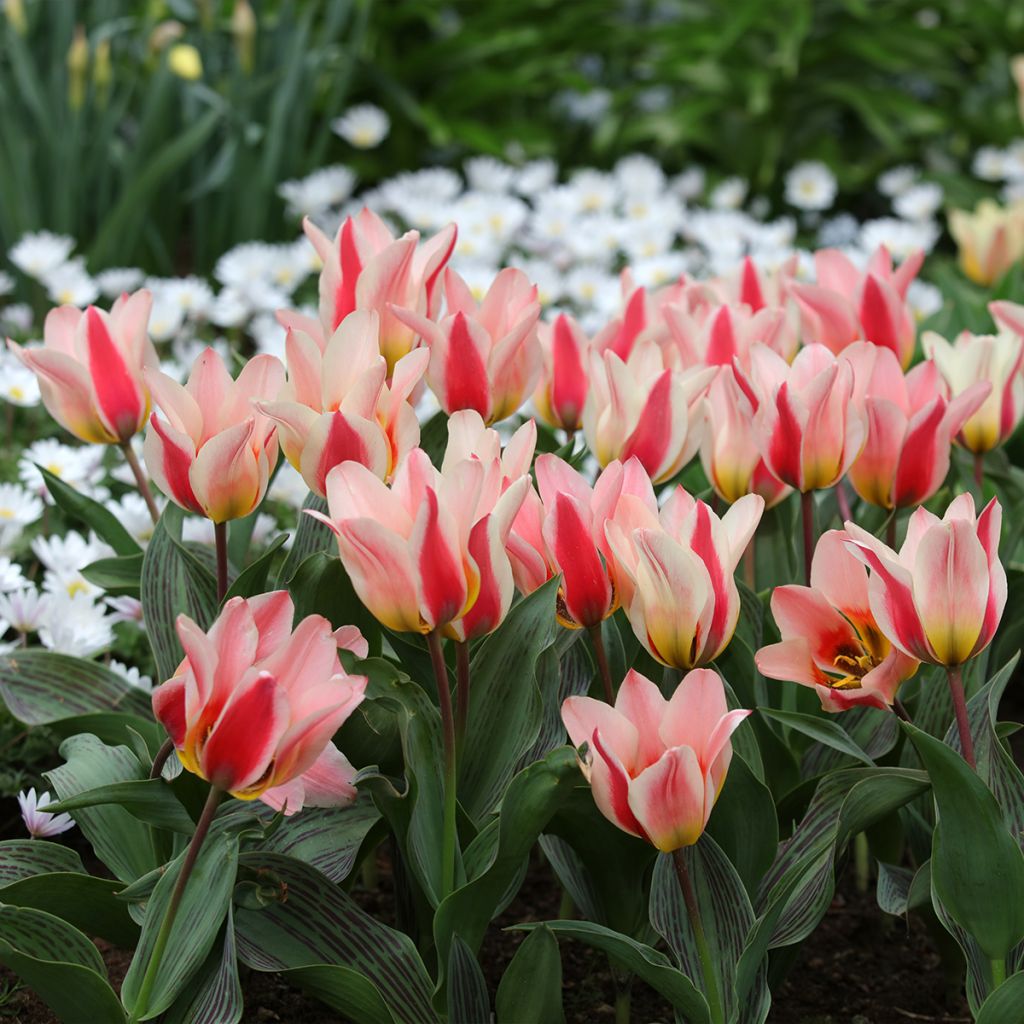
[
  {"left": 40, "top": 465, "right": 141, "bottom": 556},
  {"left": 276, "top": 491, "right": 333, "bottom": 585},
  {"left": 223, "top": 534, "right": 287, "bottom": 602},
  {"left": 161, "top": 908, "right": 242, "bottom": 1024},
  {"left": 446, "top": 934, "right": 490, "bottom": 1024},
  {"left": 760, "top": 708, "right": 874, "bottom": 767},
  {"left": 496, "top": 925, "right": 565, "bottom": 1024},
  {"left": 46, "top": 778, "right": 196, "bottom": 833}
]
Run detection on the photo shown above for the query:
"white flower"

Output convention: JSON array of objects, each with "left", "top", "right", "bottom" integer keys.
[
  {"left": 1005, "top": 140, "right": 1024, "bottom": 182},
  {"left": 568, "top": 170, "right": 619, "bottom": 214},
  {"left": 38, "top": 592, "right": 114, "bottom": 657},
  {"left": 18, "top": 788, "right": 75, "bottom": 838},
  {"left": 628, "top": 253, "right": 688, "bottom": 289},
  {"left": 95, "top": 267, "right": 145, "bottom": 298},
  {"left": 9, "top": 232, "right": 75, "bottom": 279},
  {"left": 1002, "top": 180, "right": 1024, "bottom": 204},
  {"left": 973, "top": 146, "right": 1008, "bottom": 182},
  {"left": 107, "top": 493, "right": 158, "bottom": 545},
  {"left": 332, "top": 104, "right": 390, "bottom": 149},
  {"left": 148, "top": 276, "right": 214, "bottom": 320},
  {"left": 109, "top": 660, "right": 152, "bottom": 693},
  {"left": 818, "top": 213, "right": 861, "bottom": 248},
  {"left": 784, "top": 161, "right": 838, "bottom": 212},
  {"left": 709, "top": 176, "right": 748, "bottom": 211},
  {"left": 614, "top": 154, "right": 665, "bottom": 199},
  {"left": 106, "top": 595, "right": 144, "bottom": 626},
  {"left": 671, "top": 166, "right": 705, "bottom": 201},
  {"left": 0, "top": 271, "right": 13, "bottom": 297},
  {"left": 0, "top": 358, "right": 41, "bottom": 407},
  {"left": 564, "top": 265, "right": 618, "bottom": 311},
  {"left": 278, "top": 166, "right": 357, "bottom": 218},
  {"left": 250, "top": 513, "right": 280, "bottom": 547},
  {"left": 181, "top": 517, "right": 215, "bottom": 545},
  {"left": 43, "top": 258, "right": 99, "bottom": 306},
  {"left": 465, "top": 156, "right": 516, "bottom": 194},
  {"left": 19, "top": 439, "right": 106, "bottom": 502},
  {"left": 0, "top": 482, "right": 42, "bottom": 552},
  {"left": 250, "top": 313, "right": 287, "bottom": 359},
  {"left": 893, "top": 182, "right": 944, "bottom": 222},
  {"left": 1, "top": 303, "right": 34, "bottom": 333},
  {"left": 0, "top": 587, "right": 51, "bottom": 633},
  {"left": 907, "top": 279, "right": 943, "bottom": 322},
  {"left": 514, "top": 159, "right": 557, "bottom": 196},
  {"left": 33, "top": 530, "right": 114, "bottom": 603},
  {"left": 0, "top": 557, "right": 26, "bottom": 592},
  {"left": 146, "top": 292, "right": 186, "bottom": 342},
  {"left": 877, "top": 165, "right": 919, "bottom": 197},
  {"left": 859, "top": 217, "right": 940, "bottom": 259}
]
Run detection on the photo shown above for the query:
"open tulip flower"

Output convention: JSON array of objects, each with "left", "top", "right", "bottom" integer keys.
[
  {"left": 790, "top": 246, "right": 923, "bottom": 368},
  {"left": 606, "top": 488, "right": 763, "bottom": 669},
  {"left": 561, "top": 668, "right": 751, "bottom": 851},
  {"left": 257, "top": 310, "right": 427, "bottom": 496},
  {"left": 8, "top": 289, "right": 156, "bottom": 444},
  {"left": 582, "top": 339, "right": 715, "bottom": 483},
  {"left": 533, "top": 312, "right": 590, "bottom": 433},
  {"left": 756, "top": 530, "right": 919, "bottom": 712},
  {"left": 923, "top": 321, "right": 1024, "bottom": 456},
  {"left": 947, "top": 199, "right": 1024, "bottom": 287},
  {"left": 745, "top": 342, "right": 865, "bottom": 493},
  {"left": 844, "top": 493, "right": 1006, "bottom": 667},
  {"left": 507, "top": 454, "right": 657, "bottom": 629},
  {"left": 300, "top": 208, "right": 456, "bottom": 372},
  {"left": 391, "top": 266, "right": 541, "bottom": 424},
  {"left": 143, "top": 347, "right": 285, "bottom": 523},
  {"left": 845, "top": 345, "right": 990, "bottom": 509},
  {"left": 151, "top": 591, "right": 367, "bottom": 813}
]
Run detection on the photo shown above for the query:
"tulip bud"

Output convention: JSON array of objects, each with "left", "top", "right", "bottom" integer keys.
[
  {"left": 167, "top": 43, "right": 202, "bottom": 81},
  {"left": 93, "top": 38, "right": 112, "bottom": 109},
  {"left": 67, "top": 26, "right": 89, "bottom": 111},
  {"left": 232, "top": 0, "right": 257, "bottom": 75}
]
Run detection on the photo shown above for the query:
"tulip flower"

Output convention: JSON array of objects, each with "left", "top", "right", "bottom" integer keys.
[
  {"left": 922, "top": 325, "right": 1024, "bottom": 456},
  {"left": 844, "top": 345, "right": 990, "bottom": 510},
  {"left": 391, "top": 267, "right": 541, "bottom": 424},
  {"left": 791, "top": 246, "right": 922, "bottom": 368},
  {"left": 948, "top": 200, "right": 1024, "bottom": 287},
  {"left": 664, "top": 301, "right": 786, "bottom": 370},
  {"left": 151, "top": 591, "right": 367, "bottom": 811},
  {"left": 755, "top": 531, "right": 919, "bottom": 712},
  {"left": 582, "top": 339, "right": 715, "bottom": 484},
  {"left": 590, "top": 281, "right": 667, "bottom": 362},
  {"left": 302, "top": 208, "right": 456, "bottom": 371},
  {"left": 533, "top": 313, "right": 590, "bottom": 434},
  {"left": 699, "top": 367, "right": 792, "bottom": 509},
  {"left": 746, "top": 342, "right": 865, "bottom": 493},
  {"left": 605, "top": 488, "right": 763, "bottom": 669},
  {"left": 8, "top": 290, "right": 156, "bottom": 444},
  {"left": 143, "top": 348, "right": 284, "bottom": 524},
  {"left": 560, "top": 668, "right": 750, "bottom": 851},
  {"left": 256, "top": 310, "right": 427, "bottom": 496}
]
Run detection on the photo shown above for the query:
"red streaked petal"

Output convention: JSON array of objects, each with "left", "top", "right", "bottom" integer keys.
[
  {"left": 84, "top": 307, "right": 144, "bottom": 440},
  {"left": 544, "top": 492, "right": 612, "bottom": 627},
  {"left": 627, "top": 746, "right": 706, "bottom": 851}
]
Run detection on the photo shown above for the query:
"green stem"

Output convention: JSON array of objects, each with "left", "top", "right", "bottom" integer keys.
[
  {"left": 946, "top": 664, "right": 976, "bottom": 769},
  {"left": 129, "top": 786, "right": 223, "bottom": 1024},
  {"left": 589, "top": 623, "right": 615, "bottom": 704},
  {"left": 214, "top": 521, "right": 229, "bottom": 602},
  {"left": 673, "top": 849, "right": 724, "bottom": 1024},
  {"left": 800, "top": 489, "right": 815, "bottom": 587},
  {"left": 454, "top": 640, "right": 471, "bottom": 754},
  {"left": 427, "top": 629, "right": 457, "bottom": 899},
  {"left": 614, "top": 986, "right": 631, "bottom": 1024},
  {"left": 742, "top": 535, "right": 756, "bottom": 591},
  {"left": 991, "top": 957, "right": 1007, "bottom": 988},
  {"left": 121, "top": 441, "right": 160, "bottom": 524},
  {"left": 974, "top": 451, "right": 985, "bottom": 492},
  {"left": 885, "top": 513, "right": 897, "bottom": 551},
  {"left": 148, "top": 737, "right": 175, "bottom": 780},
  {"left": 854, "top": 832, "right": 870, "bottom": 894}
]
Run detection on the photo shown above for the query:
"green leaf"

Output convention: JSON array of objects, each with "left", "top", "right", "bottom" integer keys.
[
  {"left": 875, "top": 861, "right": 915, "bottom": 917},
  {"left": 0, "top": 650, "right": 151, "bottom": 726},
  {"left": 223, "top": 534, "right": 287, "bottom": 602},
  {"left": 459, "top": 578, "right": 559, "bottom": 822},
  {"left": 0, "top": 906, "right": 126, "bottom": 1024},
  {"left": 446, "top": 934, "right": 489, "bottom": 1024},
  {"left": 0, "top": 840, "right": 84, "bottom": 884},
  {"left": 976, "top": 972, "right": 1024, "bottom": 1024},
  {"left": 46, "top": 778, "right": 196, "bottom": 834},
  {"left": 520, "top": 920, "right": 710, "bottom": 1024},
  {"left": 233, "top": 852, "right": 438, "bottom": 1024},
  {"left": 81, "top": 553, "right": 145, "bottom": 596},
  {"left": 38, "top": 465, "right": 141, "bottom": 556},
  {"left": 161, "top": 907, "right": 242, "bottom": 1024},
  {"left": 276, "top": 491, "right": 334, "bottom": 586},
  {"left": 496, "top": 925, "right": 565, "bottom": 1024},
  {"left": 121, "top": 824, "right": 239, "bottom": 1020},
  {"left": 906, "top": 724, "right": 1024, "bottom": 960},
  {"left": 141, "top": 505, "right": 218, "bottom": 683},
  {"left": 759, "top": 707, "right": 875, "bottom": 767}
]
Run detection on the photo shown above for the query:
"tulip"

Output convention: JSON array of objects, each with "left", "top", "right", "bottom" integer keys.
[
  {"left": 582, "top": 339, "right": 715, "bottom": 484},
  {"left": 844, "top": 494, "right": 1006, "bottom": 767},
  {"left": 391, "top": 267, "right": 541, "bottom": 424},
  {"left": 533, "top": 313, "right": 590, "bottom": 434},
  {"left": 755, "top": 531, "right": 919, "bottom": 712},
  {"left": 302, "top": 208, "right": 456, "bottom": 371},
  {"left": 665, "top": 301, "right": 786, "bottom": 370},
  {"left": 948, "top": 200, "right": 1024, "bottom": 287},
  {"left": 922, "top": 324, "right": 1024, "bottom": 456},
  {"left": 590, "top": 282, "right": 668, "bottom": 362},
  {"left": 143, "top": 347, "right": 284, "bottom": 524},
  {"left": 256, "top": 310, "right": 427, "bottom": 496},
  {"left": 9, "top": 290, "right": 156, "bottom": 444},
  {"left": 151, "top": 591, "right": 367, "bottom": 810},
  {"left": 699, "top": 366, "right": 792, "bottom": 509},
  {"left": 606, "top": 488, "right": 763, "bottom": 669},
  {"left": 791, "top": 246, "right": 923, "bottom": 368},
  {"left": 844, "top": 345, "right": 990, "bottom": 510},
  {"left": 560, "top": 668, "right": 750, "bottom": 851}
]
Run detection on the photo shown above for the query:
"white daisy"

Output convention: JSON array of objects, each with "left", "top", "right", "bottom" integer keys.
[
  {"left": 907, "top": 280, "right": 943, "bottom": 322},
  {"left": 95, "top": 267, "right": 145, "bottom": 298},
  {"left": 9, "top": 231, "right": 75, "bottom": 279},
  {"left": 709, "top": 177, "right": 748, "bottom": 211},
  {"left": 784, "top": 161, "right": 838, "bottom": 212},
  {"left": 465, "top": 156, "right": 516, "bottom": 194},
  {"left": 0, "top": 359, "right": 41, "bottom": 407},
  {"left": 109, "top": 660, "right": 153, "bottom": 693},
  {"left": 332, "top": 104, "right": 390, "bottom": 149},
  {"left": 0, "top": 587, "right": 51, "bottom": 633},
  {"left": 43, "top": 258, "right": 99, "bottom": 306},
  {"left": 893, "top": 182, "right": 944, "bottom": 222},
  {"left": 18, "top": 788, "right": 75, "bottom": 838},
  {"left": 877, "top": 165, "right": 919, "bottom": 198},
  {"left": 0, "top": 557, "right": 26, "bottom": 592},
  {"left": 278, "top": 165, "right": 357, "bottom": 218},
  {"left": 38, "top": 592, "right": 114, "bottom": 657},
  {"left": 106, "top": 595, "right": 144, "bottom": 626}
]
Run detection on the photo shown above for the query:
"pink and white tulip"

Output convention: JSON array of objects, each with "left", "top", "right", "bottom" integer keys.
[
  {"left": 755, "top": 531, "right": 919, "bottom": 712},
  {"left": 533, "top": 313, "right": 590, "bottom": 433},
  {"left": 151, "top": 591, "right": 367, "bottom": 812},
  {"left": 143, "top": 348, "right": 284, "bottom": 522},
  {"left": 844, "top": 494, "right": 1006, "bottom": 667},
  {"left": 9, "top": 290, "right": 156, "bottom": 444},
  {"left": 561, "top": 668, "right": 750, "bottom": 851}
]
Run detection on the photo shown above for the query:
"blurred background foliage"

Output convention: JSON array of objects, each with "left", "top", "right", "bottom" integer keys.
[{"left": 1, "top": 0, "right": 1024, "bottom": 274}]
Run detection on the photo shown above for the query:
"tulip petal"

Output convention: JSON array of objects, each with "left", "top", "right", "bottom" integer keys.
[
  {"left": 627, "top": 746, "right": 706, "bottom": 852},
  {"left": 83, "top": 307, "right": 144, "bottom": 440},
  {"left": 151, "top": 676, "right": 188, "bottom": 747},
  {"left": 561, "top": 695, "right": 639, "bottom": 771},
  {"left": 544, "top": 492, "right": 612, "bottom": 627},
  {"left": 589, "top": 727, "right": 648, "bottom": 840},
  {"left": 144, "top": 414, "right": 202, "bottom": 514},
  {"left": 614, "top": 669, "right": 668, "bottom": 772},
  {"left": 261, "top": 744, "right": 358, "bottom": 815},
  {"left": 300, "top": 410, "right": 389, "bottom": 496},
  {"left": 190, "top": 419, "right": 264, "bottom": 523}
]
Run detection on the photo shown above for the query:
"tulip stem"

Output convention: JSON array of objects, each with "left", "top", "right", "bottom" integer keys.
[
  {"left": 742, "top": 537, "right": 756, "bottom": 591},
  {"left": 454, "top": 640, "right": 471, "bottom": 753},
  {"left": 589, "top": 623, "right": 615, "bottom": 704},
  {"left": 974, "top": 452, "right": 985, "bottom": 491},
  {"left": 672, "top": 849, "right": 724, "bottom": 1024},
  {"left": 991, "top": 957, "right": 1007, "bottom": 988},
  {"left": 214, "top": 521, "right": 229, "bottom": 602},
  {"left": 945, "top": 664, "right": 976, "bottom": 769},
  {"left": 800, "top": 490, "right": 815, "bottom": 587},
  {"left": 129, "top": 785, "right": 223, "bottom": 1024},
  {"left": 149, "top": 737, "right": 175, "bottom": 780},
  {"left": 836, "top": 481, "right": 852, "bottom": 524},
  {"left": 854, "top": 831, "right": 870, "bottom": 893},
  {"left": 120, "top": 442, "right": 159, "bottom": 524},
  {"left": 892, "top": 697, "right": 913, "bottom": 724},
  {"left": 885, "top": 514, "right": 897, "bottom": 551},
  {"left": 427, "top": 629, "right": 457, "bottom": 899}
]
